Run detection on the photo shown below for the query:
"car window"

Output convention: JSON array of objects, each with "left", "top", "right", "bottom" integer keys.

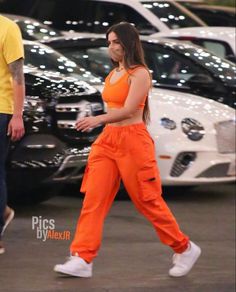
[
  {"left": 144, "top": 46, "right": 207, "bottom": 88},
  {"left": 0, "top": 0, "right": 40, "bottom": 16},
  {"left": 201, "top": 41, "right": 226, "bottom": 59},
  {"left": 52, "top": 41, "right": 236, "bottom": 88},
  {"left": 92, "top": 2, "right": 158, "bottom": 34},
  {"left": 190, "top": 39, "right": 235, "bottom": 61},
  {"left": 141, "top": 1, "right": 202, "bottom": 29},
  {"left": 61, "top": 47, "right": 112, "bottom": 79},
  {"left": 20, "top": 0, "right": 96, "bottom": 32},
  {"left": 172, "top": 43, "right": 236, "bottom": 86},
  {"left": 188, "top": 8, "right": 236, "bottom": 27},
  {"left": 59, "top": 43, "right": 218, "bottom": 90}
]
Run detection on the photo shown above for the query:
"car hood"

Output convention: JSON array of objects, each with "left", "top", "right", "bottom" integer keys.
[
  {"left": 151, "top": 27, "right": 236, "bottom": 54},
  {"left": 24, "top": 66, "right": 98, "bottom": 100},
  {"left": 150, "top": 87, "right": 235, "bottom": 124}
]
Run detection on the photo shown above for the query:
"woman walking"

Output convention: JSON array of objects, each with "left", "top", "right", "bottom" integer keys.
[{"left": 54, "top": 22, "right": 201, "bottom": 278}]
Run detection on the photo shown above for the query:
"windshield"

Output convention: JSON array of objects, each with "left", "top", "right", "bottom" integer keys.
[
  {"left": 16, "top": 19, "right": 62, "bottom": 41},
  {"left": 173, "top": 43, "right": 236, "bottom": 86},
  {"left": 141, "top": 1, "right": 203, "bottom": 29},
  {"left": 60, "top": 47, "right": 112, "bottom": 80},
  {"left": 24, "top": 43, "right": 102, "bottom": 85}
]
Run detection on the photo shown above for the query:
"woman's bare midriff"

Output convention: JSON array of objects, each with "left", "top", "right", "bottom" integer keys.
[{"left": 107, "top": 108, "right": 144, "bottom": 126}]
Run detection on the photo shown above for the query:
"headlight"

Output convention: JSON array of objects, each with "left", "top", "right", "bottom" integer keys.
[
  {"left": 181, "top": 118, "right": 205, "bottom": 141},
  {"left": 23, "top": 96, "right": 50, "bottom": 132},
  {"left": 160, "top": 117, "right": 177, "bottom": 130}
]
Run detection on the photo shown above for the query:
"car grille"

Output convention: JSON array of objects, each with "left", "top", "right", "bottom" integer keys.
[
  {"left": 215, "top": 120, "right": 236, "bottom": 153},
  {"left": 170, "top": 152, "right": 196, "bottom": 177},
  {"left": 55, "top": 94, "right": 104, "bottom": 144}
]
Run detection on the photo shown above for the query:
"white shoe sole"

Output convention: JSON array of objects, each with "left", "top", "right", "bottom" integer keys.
[
  {"left": 0, "top": 247, "right": 5, "bottom": 255},
  {"left": 54, "top": 265, "right": 92, "bottom": 278},
  {"left": 169, "top": 246, "right": 201, "bottom": 277}
]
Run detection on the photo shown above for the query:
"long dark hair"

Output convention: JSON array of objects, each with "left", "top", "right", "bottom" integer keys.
[{"left": 106, "top": 22, "right": 151, "bottom": 124}]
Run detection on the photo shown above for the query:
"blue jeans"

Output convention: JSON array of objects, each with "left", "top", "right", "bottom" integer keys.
[{"left": 0, "top": 114, "right": 11, "bottom": 238}]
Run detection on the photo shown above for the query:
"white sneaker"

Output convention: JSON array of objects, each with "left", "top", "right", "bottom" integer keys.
[
  {"left": 169, "top": 241, "right": 201, "bottom": 277},
  {"left": 54, "top": 256, "right": 93, "bottom": 277},
  {"left": 0, "top": 241, "right": 5, "bottom": 255}
]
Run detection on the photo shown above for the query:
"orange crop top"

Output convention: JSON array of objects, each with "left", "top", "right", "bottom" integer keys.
[{"left": 102, "top": 66, "right": 148, "bottom": 109}]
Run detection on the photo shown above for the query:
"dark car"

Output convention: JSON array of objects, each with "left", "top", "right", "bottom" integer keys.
[
  {"left": 44, "top": 34, "right": 236, "bottom": 108},
  {"left": 7, "top": 41, "right": 105, "bottom": 204},
  {"left": 2, "top": 13, "right": 64, "bottom": 41},
  {"left": 181, "top": 4, "right": 236, "bottom": 27}
]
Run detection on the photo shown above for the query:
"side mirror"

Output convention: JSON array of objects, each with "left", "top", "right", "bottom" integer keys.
[{"left": 187, "top": 74, "right": 215, "bottom": 89}]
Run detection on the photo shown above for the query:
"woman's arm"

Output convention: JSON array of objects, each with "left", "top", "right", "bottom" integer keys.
[{"left": 76, "top": 68, "right": 150, "bottom": 132}]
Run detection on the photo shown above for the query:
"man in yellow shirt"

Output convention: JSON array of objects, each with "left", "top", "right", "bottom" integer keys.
[{"left": 0, "top": 15, "right": 25, "bottom": 254}]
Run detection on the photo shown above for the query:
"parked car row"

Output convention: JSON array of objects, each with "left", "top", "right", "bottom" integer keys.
[
  {"left": 0, "top": 1, "right": 235, "bottom": 203},
  {"left": 0, "top": 0, "right": 206, "bottom": 34},
  {"left": 6, "top": 38, "right": 235, "bottom": 203},
  {"left": 1, "top": 0, "right": 235, "bottom": 60}
]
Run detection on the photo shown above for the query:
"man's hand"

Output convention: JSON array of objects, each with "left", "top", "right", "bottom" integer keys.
[{"left": 7, "top": 115, "right": 25, "bottom": 141}]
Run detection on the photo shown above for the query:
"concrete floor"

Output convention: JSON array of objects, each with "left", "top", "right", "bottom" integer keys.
[{"left": 0, "top": 183, "right": 235, "bottom": 292}]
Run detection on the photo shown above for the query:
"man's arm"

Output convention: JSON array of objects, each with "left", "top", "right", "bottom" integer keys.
[{"left": 7, "top": 58, "right": 25, "bottom": 141}]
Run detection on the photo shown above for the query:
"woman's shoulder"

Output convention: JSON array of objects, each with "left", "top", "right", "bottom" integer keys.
[
  {"left": 128, "top": 65, "right": 150, "bottom": 79},
  {"left": 128, "top": 65, "right": 149, "bottom": 75},
  {"left": 127, "top": 65, "right": 151, "bottom": 87}
]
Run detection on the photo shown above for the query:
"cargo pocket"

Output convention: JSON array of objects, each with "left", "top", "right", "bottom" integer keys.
[
  {"left": 137, "top": 167, "right": 162, "bottom": 201},
  {"left": 80, "top": 165, "right": 89, "bottom": 193}
]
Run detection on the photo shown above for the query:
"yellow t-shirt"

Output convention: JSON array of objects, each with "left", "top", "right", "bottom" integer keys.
[{"left": 0, "top": 15, "right": 24, "bottom": 114}]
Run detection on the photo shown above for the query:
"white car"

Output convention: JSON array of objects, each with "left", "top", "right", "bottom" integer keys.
[
  {"left": 91, "top": 85, "right": 236, "bottom": 186},
  {"left": 152, "top": 27, "right": 236, "bottom": 62},
  {"left": 148, "top": 89, "right": 235, "bottom": 185}
]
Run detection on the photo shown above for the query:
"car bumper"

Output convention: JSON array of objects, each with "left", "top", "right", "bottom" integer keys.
[
  {"left": 46, "top": 147, "right": 90, "bottom": 183},
  {"left": 157, "top": 150, "right": 235, "bottom": 186},
  {"left": 9, "top": 143, "right": 90, "bottom": 186}
]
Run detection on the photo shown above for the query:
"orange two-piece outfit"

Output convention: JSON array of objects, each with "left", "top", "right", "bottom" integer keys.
[{"left": 70, "top": 66, "right": 189, "bottom": 262}]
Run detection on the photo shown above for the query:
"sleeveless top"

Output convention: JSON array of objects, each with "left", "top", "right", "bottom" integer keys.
[{"left": 102, "top": 66, "right": 148, "bottom": 109}]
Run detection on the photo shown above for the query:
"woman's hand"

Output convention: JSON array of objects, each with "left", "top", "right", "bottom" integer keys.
[{"left": 75, "top": 116, "right": 103, "bottom": 132}]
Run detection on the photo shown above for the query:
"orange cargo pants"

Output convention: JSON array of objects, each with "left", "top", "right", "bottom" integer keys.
[{"left": 70, "top": 123, "right": 189, "bottom": 262}]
